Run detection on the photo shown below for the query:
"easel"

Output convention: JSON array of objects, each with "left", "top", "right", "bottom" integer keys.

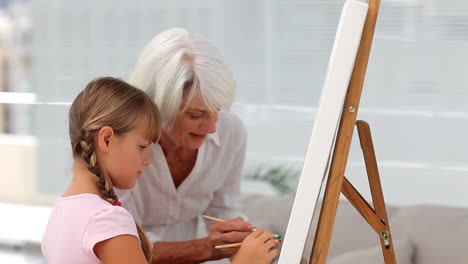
[{"left": 309, "top": 0, "right": 397, "bottom": 263}]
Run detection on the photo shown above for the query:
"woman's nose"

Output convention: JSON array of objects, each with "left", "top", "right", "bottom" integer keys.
[{"left": 202, "top": 115, "right": 217, "bottom": 134}]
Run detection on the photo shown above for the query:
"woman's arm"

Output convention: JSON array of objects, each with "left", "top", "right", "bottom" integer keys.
[
  {"left": 151, "top": 219, "right": 252, "bottom": 263},
  {"left": 151, "top": 238, "right": 211, "bottom": 264}
]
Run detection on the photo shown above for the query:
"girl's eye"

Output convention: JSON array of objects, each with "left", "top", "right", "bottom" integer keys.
[{"left": 139, "top": 145, "right": 148, "bottom": 149}]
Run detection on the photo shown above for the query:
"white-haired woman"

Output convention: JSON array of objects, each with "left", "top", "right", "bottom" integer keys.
[{"left": 116, "top": 28, "right": 256, "bottom": 263}]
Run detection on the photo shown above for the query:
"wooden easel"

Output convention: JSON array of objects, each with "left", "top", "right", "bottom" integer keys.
[{"left": 309, "top": 0, "right": 397, "bottom": 263}]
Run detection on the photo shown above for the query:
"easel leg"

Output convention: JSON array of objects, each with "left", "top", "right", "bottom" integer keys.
[
  {"left": 309, "top": 150, "right": 347, "bottom": 264},
  {"left": 308, "top": 0, "right": 383, "bottom": 261},
  {"left": 310, "top": 121, "right": 397, "bottom": 264},
  {"left": 340, "top": 121, "right": 396, "bottom": 264},
  {"left": 356, "top": 120, "right": 396, "bottom": 263}
]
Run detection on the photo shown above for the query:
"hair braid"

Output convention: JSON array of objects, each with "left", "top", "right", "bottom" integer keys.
[
  {"left": 78, "top": 130, "right": 118, "bottom": 204},
  {"left": 78, "top": 129, "right": 153, "bottom": 261}
]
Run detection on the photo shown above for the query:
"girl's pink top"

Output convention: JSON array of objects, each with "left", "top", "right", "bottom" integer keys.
[{"left": 41, "top": 193, "right": 139, "bottom": 263}]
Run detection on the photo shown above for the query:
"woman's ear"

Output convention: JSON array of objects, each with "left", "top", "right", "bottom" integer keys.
[{"left": 96, "top": 126, "right": 114, "bottom": 152}]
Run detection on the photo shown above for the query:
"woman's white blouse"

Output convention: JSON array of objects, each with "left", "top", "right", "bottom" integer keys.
[{"left": 115, "top": 112, "right": 247, "bottom": 243}]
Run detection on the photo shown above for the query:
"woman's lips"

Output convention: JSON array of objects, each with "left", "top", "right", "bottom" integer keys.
[{"left": 190, "top": 133, "right": 207, "bottom": 140}]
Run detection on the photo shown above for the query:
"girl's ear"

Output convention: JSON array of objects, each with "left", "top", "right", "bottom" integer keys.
[{"left": 96, "top": 126, "right": 114, "bottom": 152}]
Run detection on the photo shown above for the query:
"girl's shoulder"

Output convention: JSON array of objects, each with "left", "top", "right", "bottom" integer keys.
[
  {"left": 83, "top": 201, "right": 139, "bottom": 244},
  {"left": 53, "top": 193, "right": 137, "bottom": 237},
  {"left": 55, "top": 193, "right": 111, "bottom": 215}
]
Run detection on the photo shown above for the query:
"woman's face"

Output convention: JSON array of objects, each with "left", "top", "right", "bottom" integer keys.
[{"left": 166, "top": 94, "right": 219, "bottom": 150}]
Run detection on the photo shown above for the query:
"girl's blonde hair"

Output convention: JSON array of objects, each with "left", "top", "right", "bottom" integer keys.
[{"left": 69, "top": 77, "right": 160, "bottom": 262}]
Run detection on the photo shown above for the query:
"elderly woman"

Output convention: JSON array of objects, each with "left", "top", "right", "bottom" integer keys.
[{"left": 116, "top": 28, "right": 252, "bottom": 263}]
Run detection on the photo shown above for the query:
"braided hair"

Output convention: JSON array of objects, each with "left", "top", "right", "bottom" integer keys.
[{"left": 69, "top": 77, "right": 160, "bottom": 262}]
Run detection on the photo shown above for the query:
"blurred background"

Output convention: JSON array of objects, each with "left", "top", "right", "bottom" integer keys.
[{"left": 0, "top": 0, "right": 467, "bottom": 262}]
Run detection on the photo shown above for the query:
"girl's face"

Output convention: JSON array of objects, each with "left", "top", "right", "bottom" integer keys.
[
  {"left": 165, "top": 94, "right": 218, "bottom": 150},
  {"left": 100, "top": 120, "right": 152, "bottom": 189}
]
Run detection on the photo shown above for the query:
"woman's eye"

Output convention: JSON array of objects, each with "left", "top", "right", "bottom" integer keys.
[
  {"left": 189, "top": 115, "right": 203, "bottom": 119},
  {"left": 139, "top": 145, "right": 148, "bottom": 149}
]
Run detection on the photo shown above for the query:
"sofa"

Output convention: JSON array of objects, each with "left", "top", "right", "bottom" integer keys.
[{"left": 230, "top": 193, "right": 467, "bottom": 264}]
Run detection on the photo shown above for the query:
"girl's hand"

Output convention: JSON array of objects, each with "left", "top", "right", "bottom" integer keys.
[
  {"left": 208, "top": 217, "right": 252, "bottom": 259},
  {"left": 231, "top": 229, "right": 280, "bottom": 264}
]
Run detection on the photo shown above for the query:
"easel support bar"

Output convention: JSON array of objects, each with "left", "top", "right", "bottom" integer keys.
[{"left": 341, "top": 176, "right": 386, "bottom": 234}]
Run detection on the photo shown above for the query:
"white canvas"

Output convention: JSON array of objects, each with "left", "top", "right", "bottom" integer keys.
[{"left": 277, "top": 1, "right": 369, "bottom": 263}]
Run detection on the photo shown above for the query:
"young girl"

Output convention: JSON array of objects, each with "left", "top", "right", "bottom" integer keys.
[{"left": 41, "top": 77, "right": 279, "bottom": 264}]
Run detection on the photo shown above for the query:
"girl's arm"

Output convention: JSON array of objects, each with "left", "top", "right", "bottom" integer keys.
[{"left": 94, "top": 235, "right": 148, "bottom": 264}]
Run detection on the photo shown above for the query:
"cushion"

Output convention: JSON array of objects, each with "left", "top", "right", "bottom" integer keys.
[
  {"left": 389, "top": 205, "right": 468, "bottom": 264},
  {"left": 327, "top": 239, "right": 414, "bottom": 264}
]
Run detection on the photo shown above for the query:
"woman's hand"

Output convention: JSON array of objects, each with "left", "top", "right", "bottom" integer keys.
[
  {"left": 231, "top": 229, "right": 280, "bottom": 264},
  {"left": 207, "top": 217, "right": 253, "bottom": 259}
]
